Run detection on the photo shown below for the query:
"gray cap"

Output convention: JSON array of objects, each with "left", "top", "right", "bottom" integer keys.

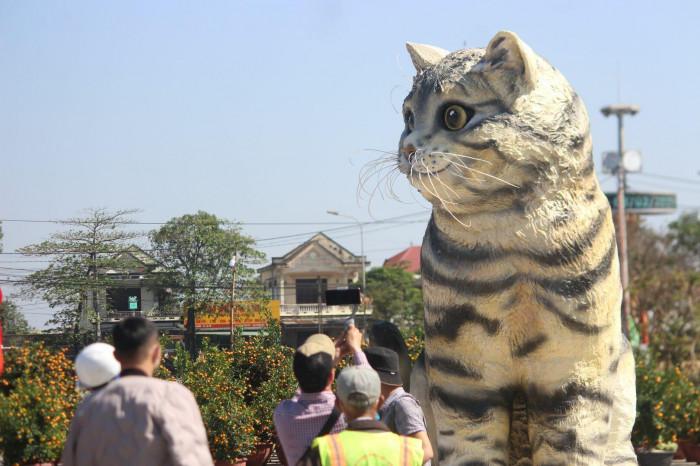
[{"left": 336, "top": 366, "right": 381, "bottom": 409}]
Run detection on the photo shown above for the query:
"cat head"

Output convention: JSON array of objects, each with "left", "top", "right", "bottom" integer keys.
[{"left": 398, "top": 31, "right": 592, "bottom": 215}]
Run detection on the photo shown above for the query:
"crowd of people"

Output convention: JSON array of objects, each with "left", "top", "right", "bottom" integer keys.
[{"left": 60, "top": 316, "right": 434, "bottom": 466}]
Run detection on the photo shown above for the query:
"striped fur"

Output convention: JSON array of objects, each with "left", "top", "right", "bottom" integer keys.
[{"left": 400, "top": 32, "right": 637, "bottom": 465}]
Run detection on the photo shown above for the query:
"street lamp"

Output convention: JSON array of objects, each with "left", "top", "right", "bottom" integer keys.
[
  {"left": 601, "top": 103, "right": 639, "bottom": 338},
  {"left": 229, "top": 255, "right": 237, "bottom": 349},
  {"left": 326, "top": 210, "right": 366, "bottom": 292}
]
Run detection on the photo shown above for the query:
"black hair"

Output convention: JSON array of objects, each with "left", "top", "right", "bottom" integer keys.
[
  {"left": 113, "top": 317, "right": 158, "bottom": 361},
  {"left": 367, "top": 321, "right": 413, "bottom": 390},
  {"left": 293, "top": 351, "right": 333, "bottom": 393}
]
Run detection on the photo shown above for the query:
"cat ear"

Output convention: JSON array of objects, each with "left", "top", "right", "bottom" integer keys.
[
  {"left": 406, "top": 42, "right": 449, "bottom": 72},
  {"left": 476, "top": 31, "right": 539, "bottom": 97}
]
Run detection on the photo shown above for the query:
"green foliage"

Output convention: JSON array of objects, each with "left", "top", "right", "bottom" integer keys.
[
  {"left": 0, "top": 343, "right": 80, "bottom": 464},
  {"left": 669, "top": 212, "right": 700, "bottom": 268},
  {"left": 18, "top": 208, "right": 140, "bottom": 331},
  {"left": 0, "top": 299, "right": 32, "bottom": 334},
  {"left": 148, "top": 211, "right": 266, "bottom": 308},
  {"left": 634, "top": 352, "right": 700, "bottom": 448},
  {"left": 169, "top": 339, "right": 256, "bottom": 460},
  {"left": 402, "top": 331, "right": 425, "bottom": 363},
  {"left": 161, "top": 317, "right": 296, "bottom": 459},
  {"left": 656, "top": 441, "right": 679, "bottom": 452},
  {"left": 628, "top": 217, "right": 700, "bottom": 366},
  {"left": 229, "top": 318, "right": 297, "bottom": 444},
  {"left": 366, "top": 266, "right": 422, "bottom": 329}
]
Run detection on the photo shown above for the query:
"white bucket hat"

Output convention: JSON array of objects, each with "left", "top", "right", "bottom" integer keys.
[{"left": 75, "top": 342, "right": 121, "bottom": 389}]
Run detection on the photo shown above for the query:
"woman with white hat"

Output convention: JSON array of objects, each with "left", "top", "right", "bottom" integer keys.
[{"left": 75, "top": 342, "right": 121, "bottom": 392}]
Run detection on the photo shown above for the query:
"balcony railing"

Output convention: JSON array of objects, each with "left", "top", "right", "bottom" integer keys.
[
  {"left": 280, "top": 304, "right": 372, "bottom": 318},
  {"left": 102, "top": 304, "right": 372, "bottom": 321},
  {"left": 103, "top": 308, "right": 182, "bottom": 320}
]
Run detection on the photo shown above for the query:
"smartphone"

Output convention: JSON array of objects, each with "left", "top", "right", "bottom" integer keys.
[{"left": 344, "top": 317, "right": 355, "bottom": 330}]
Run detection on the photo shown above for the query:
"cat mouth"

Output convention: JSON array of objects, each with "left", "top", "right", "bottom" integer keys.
[{"left": 412, "top": 165, "right": 449, "bottom": 177}]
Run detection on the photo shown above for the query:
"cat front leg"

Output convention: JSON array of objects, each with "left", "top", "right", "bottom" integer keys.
[
  {"left": 429, "top": 382, "right": 513, "bottom": 466},
  {"left": 603, "top": 338, "right": 638, "bottom": 466},
  {"left": 410, "top": 352, "right": 440, "bottom": 466},
  {"left": 526, "top": 379, "right": 614, "bottom": 466}
]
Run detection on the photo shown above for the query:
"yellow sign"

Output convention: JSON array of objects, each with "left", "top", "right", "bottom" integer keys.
[{"left": 186, "top": 300, "right": 280, "bottom": 329}]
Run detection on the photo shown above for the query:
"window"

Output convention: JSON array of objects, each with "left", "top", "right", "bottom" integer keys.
[
  {"left": 295, "top": 278, "right": 327, "bottom": 304},
  {"left": 107, "top": 288, "right": 142, "bottom": 312}
]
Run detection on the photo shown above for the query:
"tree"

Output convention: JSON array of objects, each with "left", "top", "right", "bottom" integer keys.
[
  {"left": 19, "top": 208, "right": 139, "bottom": 333},
  {"left": 365, "top": 266, "right": 423, "bottom": 330},
  {"left": 628, "top": 214, "right": 700, "bottom": 365},
  {"left": 0, "top": 300, "right": 31, "bottom": 334},
  {"left": 669, "top": 212, "right": 700, "bottom": 269},
  {"left": 148, "top": 211, "right": 265, "bottom": 308}
]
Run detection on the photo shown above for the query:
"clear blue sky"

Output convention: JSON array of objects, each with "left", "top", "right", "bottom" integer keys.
[{"left": 1, "top": 1, "right": 699, "bottom": 327}]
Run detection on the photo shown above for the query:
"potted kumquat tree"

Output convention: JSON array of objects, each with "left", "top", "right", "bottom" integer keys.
[{"left": 0, "top": 343, "right": 80, "bottom": 466}]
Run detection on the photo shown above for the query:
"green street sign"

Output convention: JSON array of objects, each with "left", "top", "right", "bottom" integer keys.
[
  {"left": 605, "top": 192, "right": 677, "bottom": 215},
  {"left": 128, "top": 296, "right": 138, "bottom": 310}
]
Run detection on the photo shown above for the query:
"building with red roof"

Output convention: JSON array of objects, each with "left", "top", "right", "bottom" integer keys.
[{"left": 383, "top": 246, "right": 421, "bottom": 274}]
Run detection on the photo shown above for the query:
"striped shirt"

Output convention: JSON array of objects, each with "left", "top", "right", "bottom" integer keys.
[{"left": 273, "top": 351, "right": 370, "bottom": 466}]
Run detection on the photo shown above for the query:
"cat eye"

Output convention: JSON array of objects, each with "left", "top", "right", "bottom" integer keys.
[
  {"left": 404, "top": 110, "right": 415, "bottom": 131},
  {"left": 442, "top": 104, "right": 472, "bottom": 131}
]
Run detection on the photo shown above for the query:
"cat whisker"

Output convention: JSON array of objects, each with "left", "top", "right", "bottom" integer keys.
[
  {"left": 465, "top": 166, "right": 519, "bottom": 188},
  {"left": 431, "top": 151, "right": 493, "bottom": 166},
  {"left": 417, "top": 168, "right": 471, "bottom": 229},
  {"left": 441, "top": 204, "right": 472, "bottom": 229},
  {"left": 362, "top": 166, "right": 395, "bottom": 217},
  {"left": 356, "top": 149, "right": 422, "bottom": 214},
  {"left": 447, "top": 160, "right": 520, "bottom": 188},
  {"left": 363, "top": 148, "right": 400, "bottom": 157},
  {"left": 448, "top": 164, "right": 485, "bottom": 183},
  {"left": 385, "top": 170, "right": 408, "bottom": 204},
  {"left": 357, "top": 155, "right": 396, "bottom": 199},
  {"left": 421, "top": 160, "right": 460, "bottom": 199},
  {"left": 446, "top": 158, "right": 487, "bottom": 182},
  {"left": 416, "top": 165, "right": 459, "bottom": 206}
]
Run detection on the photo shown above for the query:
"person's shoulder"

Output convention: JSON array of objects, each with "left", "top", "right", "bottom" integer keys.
[
  {"left": 107, "top": 377, "right": 195, "bottom": 403},
  {"left": 273, "top": 397, "right": 300, "bottom": 418},
  {"left": 161, "top": 379, "right": 198, "bottom": 403},
  {"left": 109, "top": 374, "right": 161, "bottom": 388},
  {"left": 395, "top": 392, "right": 421, "bottom": 410}
]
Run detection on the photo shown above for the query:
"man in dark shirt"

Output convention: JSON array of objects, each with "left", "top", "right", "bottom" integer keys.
[{"left": 366, "top": 346, "right": 434, "bottom": 465}]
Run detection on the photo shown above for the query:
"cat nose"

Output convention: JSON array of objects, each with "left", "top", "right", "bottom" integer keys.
[{"left": 401, "top": 144, "right": 417, "bottom": 157}]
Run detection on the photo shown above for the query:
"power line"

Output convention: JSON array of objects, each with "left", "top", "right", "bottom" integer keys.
[
  {"left": 259, "top": 221, "right": 426, "bottom": 250},
  {"left": 630, "top": 179, "right": 700, "bottom": 194},
  {"left": 0, "top": 218, "right": 355, "bottom": 225},
  {"left": 0, "top": 214, "right": 423, "bottom": 227},
  {"left": 0, "top": 211, "right": 429, "bottom": 256},
  {"left": 635, "top": 172, "right": 700, "bottom": 186}
]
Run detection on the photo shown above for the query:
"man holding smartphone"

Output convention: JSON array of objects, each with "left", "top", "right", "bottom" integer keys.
[{"left": 273, "top": 324, "right": 370, "bottom": 466}]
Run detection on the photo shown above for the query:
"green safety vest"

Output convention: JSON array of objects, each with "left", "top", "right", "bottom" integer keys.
[{"left": 312, "top": 430, "right": 423, "bottom": 466}]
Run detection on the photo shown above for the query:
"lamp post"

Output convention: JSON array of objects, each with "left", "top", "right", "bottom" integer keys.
[
  {"left": 229, "top": 255, "right": 237, "bottom": 349},
  {"left": 601, "top": 103, "right": 639, "bottom": 338},
  {"left": 326, "top": 210, "right": 366, "bottom": 292}
]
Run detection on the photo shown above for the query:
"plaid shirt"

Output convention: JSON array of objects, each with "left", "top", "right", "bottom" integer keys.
[{"left": 273, "top": 351, "right": 370, "bottom": 466}]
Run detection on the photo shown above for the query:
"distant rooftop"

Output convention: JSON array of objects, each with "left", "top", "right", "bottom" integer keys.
[{"left": 383, "top": 246, "right": 421, "bottom": 274}]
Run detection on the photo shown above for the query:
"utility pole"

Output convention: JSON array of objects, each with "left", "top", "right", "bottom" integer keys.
[
  {"left": 326, "top": 211, "right": 366, "bottom": 291},
  {"left": 229, "top": 256, "right": 237, "bottom": 349},
  {"left": 601, "top": 104, "right": 639, "bottom": 338},
  {"left": 91, "top": 251, "right": 100, "bottom": 341},
  {"left": 187, "top": 284, "right": 197, "bottom": 360}
]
